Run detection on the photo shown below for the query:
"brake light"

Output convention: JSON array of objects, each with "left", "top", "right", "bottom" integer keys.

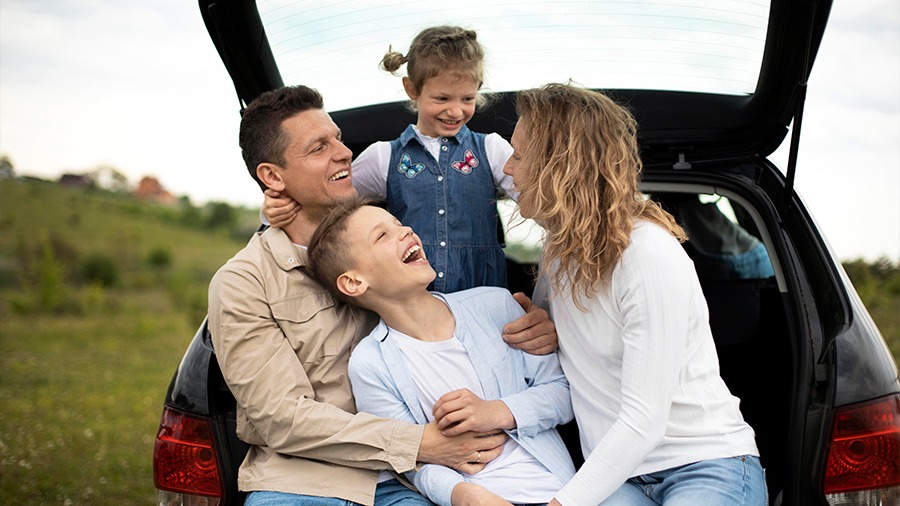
[
  {"left": 153, "top": 406, "right": 223, "bottom": 505},
  {"left": 824, "top": 394, "right": 900, "bottom": 505}
]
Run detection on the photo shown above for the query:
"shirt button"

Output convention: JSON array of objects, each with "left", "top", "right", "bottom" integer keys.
[
  {"left": 438, "top": 272, "right": 445, "bottom": 278},
  {"left": 438, "top": 209, "right": 445, "bottom": 215},
  {"left": 441, "top": 145, "right": 448, "bottom": 151},
  {"left": 441, "top": 138, "right": 449, "bottom": 143},
  {"left": 437, "top": 176, "right": 444, "bottom": 182},
  {"left": 440, "top": 241, "right": 446, "bottom": 247}
]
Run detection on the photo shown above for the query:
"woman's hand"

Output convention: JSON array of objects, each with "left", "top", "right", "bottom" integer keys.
[
  {"left": 503, "top": 292, "right": 558, "bottom": 355},
  {"left": 262, "top": 189, "right": 300, "bottom": 228},
  {"left": 433, "top": 388, "right": 515, "bottom": 436}
]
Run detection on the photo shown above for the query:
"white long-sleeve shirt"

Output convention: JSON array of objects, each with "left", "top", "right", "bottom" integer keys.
[{"left": 551, "top": 220, "right": 759, "bottom": 506}]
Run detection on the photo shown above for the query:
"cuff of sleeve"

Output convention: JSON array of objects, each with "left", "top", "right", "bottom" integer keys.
[
  {"left": 388, "top": 422, "right": 425, "bottom": 473},
  {"left": 502, "top": 394, "right": 538, "bottom": 437},
  {"left": 555, "top": 471, "right": 596, "bottom": 506}
]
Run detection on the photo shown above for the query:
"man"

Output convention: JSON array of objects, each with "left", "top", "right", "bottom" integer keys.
[{"left": 207, "top": 85, "right": 557, "bottom": 505}]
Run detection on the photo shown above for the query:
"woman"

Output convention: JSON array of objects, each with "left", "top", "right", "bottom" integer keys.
[{"left": 503, "top": 83, "right": 766, "bottom": 505}]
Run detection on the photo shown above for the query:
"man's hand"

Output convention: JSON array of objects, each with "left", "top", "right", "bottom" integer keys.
[
  {"left": 417, "top": 422, "right": 507, "bottom": 474},
  {"left": 503, "top": 292, "right": 558, "bottom": 355},
  {"left": 263, "top": 189, "right": 300, "bottom": 228},
  {"left": 433, "top": 388, "right": 515, "bottom": 436},
  {"left": 451, "top": 483, "right": 514, "bottom": 505}
]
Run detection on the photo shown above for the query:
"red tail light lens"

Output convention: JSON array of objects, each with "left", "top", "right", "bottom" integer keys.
[
  {"left": 824, "top": 394, "right": 900, "bottom": 494},
  {"left": 153, "top": 407, "right": 223, "bottom": 498}
]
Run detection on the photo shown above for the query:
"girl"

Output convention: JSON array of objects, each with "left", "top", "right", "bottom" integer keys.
[
  {"left": 503, "top": 83, "right": 766, "bottom": 505},
  {"left": 265, "top": 26, "right": 514, "bottom": 294}
]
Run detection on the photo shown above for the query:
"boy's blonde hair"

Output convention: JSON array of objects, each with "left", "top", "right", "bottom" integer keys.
[
  {"left": 381, "top": 25, "right": 490, "bottom": 108},
  {"left": 306, "top": 197, "right": 371, "bottom": 303},
  {"left": 514, "top": 83, "right": 686, "bottom": 310}
]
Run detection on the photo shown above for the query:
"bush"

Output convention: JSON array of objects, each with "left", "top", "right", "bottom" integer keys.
[
  {"left": 80, "top": 253, "right": 119, "bottom": 287},
  {"left": 146, "top": 247, "right": 172, "bottom": 269}
]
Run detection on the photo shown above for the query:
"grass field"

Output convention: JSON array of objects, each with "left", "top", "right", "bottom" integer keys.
[
  {"left": 0, "top": 179, "right": 254, "bottom": 504},
  {"left": 0, "top": 178, "right": 897, "bottom": 505}
]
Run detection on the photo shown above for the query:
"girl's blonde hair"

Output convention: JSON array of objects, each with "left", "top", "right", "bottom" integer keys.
[
  {"left": 381, "top": 25, "right": 488, "bottom": 108},
  {"left": 514, "top": 83, "right": 686, "bottom": 310}
]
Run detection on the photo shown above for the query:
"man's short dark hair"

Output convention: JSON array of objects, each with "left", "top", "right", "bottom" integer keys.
[{"left": 239, "top": 85, "right": 325, "bottom": 191}]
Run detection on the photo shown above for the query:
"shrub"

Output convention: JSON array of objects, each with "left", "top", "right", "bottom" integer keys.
[
  {"left": 80, "top": 253, "right": 119, "bottom": 287},
  {"left": 147, "top": 247, "right": 172, "bottom": 269}
]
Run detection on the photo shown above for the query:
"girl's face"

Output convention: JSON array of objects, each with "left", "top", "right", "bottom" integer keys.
[
  {"left": 503, "top": 118, "right": 536, "bottom": 219},
  {"left": 405, "top": 72, "right": 478, "bottom": 138}
]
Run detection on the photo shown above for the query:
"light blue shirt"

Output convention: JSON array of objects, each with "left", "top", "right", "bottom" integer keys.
[{"left": 348, "top": 287, "right": 576, "bottom": 506}]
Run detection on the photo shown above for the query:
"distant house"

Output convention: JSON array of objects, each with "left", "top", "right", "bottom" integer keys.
[
  {"left": 135, "top": 176, "right": 176, "bottom": 205},
  {"left": 58, "top": 173, "right": 94, "bottom": 189}
]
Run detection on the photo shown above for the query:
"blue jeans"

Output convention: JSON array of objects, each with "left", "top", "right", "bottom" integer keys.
[
  {"left": 600, "top": 455, "right": 767, "bottom": 506},
  {"left": 244, "top": 479, "right": 435, "bottom": 506}
]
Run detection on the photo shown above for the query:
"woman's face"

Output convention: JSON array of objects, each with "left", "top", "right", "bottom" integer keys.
[{"left": 503, "top": 117, "right": 535, "bottom": 219}]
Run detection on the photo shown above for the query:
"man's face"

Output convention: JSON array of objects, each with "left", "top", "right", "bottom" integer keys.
[
  {"left": 272, "top": 109, "right": 357, "bottom": 219},
  {"left": 343, "top": 206, "right": 434, "bottom": 296}
]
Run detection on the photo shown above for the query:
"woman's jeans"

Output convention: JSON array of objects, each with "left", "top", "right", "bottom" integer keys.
[
  {"left": 244, "top": 479, "right": 434, "bottom": 506},
  {"left": 600, "top": 455, "right": 767, "bottom": 506}
]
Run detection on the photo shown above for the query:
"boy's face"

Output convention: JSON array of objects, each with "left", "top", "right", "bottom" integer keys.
[{"left": 343, "top": 206, "right": 435, "bottom": 295}]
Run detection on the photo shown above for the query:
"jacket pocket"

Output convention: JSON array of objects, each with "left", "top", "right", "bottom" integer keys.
[{"left": 270, "top": 291, "right": 339, "bottom": 363}]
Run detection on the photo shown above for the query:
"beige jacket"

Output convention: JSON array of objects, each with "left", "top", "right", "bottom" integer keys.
[{"left": 208, "top": 227, "right": 423, "bottom": 505}]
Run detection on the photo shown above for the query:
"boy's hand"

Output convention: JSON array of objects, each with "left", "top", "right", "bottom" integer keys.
[
  {"left": 433, "top": 388, "right": 515, "bottom": 436},
  {"left": 417, "top": 422, "right": 507, "bottom": 473},
  {"left": 263, "top": 189, "right": 300, "bottom": 228},
  {"left": 451, "top": 483, "right": 514, "bottom": 505},
  {"left": 502, "top": 292, "right": 558, "bottom": 355}
]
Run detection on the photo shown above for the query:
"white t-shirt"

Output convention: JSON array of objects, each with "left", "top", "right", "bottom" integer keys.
[{"left": 391, "top": 329, "right": 563, "bottom": 503}]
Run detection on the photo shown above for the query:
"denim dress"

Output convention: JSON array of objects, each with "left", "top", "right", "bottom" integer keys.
[{"left": 387, "top": 124, "right": 507, "bottom": 293}]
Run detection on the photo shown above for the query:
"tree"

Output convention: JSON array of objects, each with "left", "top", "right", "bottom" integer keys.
[{"left": 0, "top": 154, "right": 15, "bottom": 179}]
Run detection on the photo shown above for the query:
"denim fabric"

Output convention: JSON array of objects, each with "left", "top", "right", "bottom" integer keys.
[
  {"left": 387, "top": 124, "right": 506, "bottom": 293},
  {"left": 244, "top": 479, "right": 435, "bottom": 506},
  {"left": 600, "top": 455, "right": 767, "bottom": 506}
]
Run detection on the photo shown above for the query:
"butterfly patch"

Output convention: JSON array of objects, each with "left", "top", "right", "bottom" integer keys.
[
  {"left": 451, "top": 149, "right": 479, "bottom": 174},
  {"left": 398, "top": 152, "right": 426, "bottom": 179}
]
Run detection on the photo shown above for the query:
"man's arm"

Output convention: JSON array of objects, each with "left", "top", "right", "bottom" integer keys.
[
  {"left": 502, "top": 292, "right": 558, "bottom": 355},
  {"left": 209, "top": 263, "right": 422, "bottom": 473}
]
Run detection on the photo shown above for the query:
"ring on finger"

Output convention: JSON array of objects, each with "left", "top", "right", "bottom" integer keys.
[{"left": 476, "top": 451, "right": 482, "bottom": 463}]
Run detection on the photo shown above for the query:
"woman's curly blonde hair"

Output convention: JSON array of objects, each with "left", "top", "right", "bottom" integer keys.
[{"left": 514, "top": 83, "right": 685, "bottom": 310}]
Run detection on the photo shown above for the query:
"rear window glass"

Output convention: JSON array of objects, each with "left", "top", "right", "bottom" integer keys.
[{"left": 258, "top": 0, "right": 772, "bottom": 112}]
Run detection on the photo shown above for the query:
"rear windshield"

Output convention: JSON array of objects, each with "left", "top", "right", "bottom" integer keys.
[{"left": 258, "top": 0, "right": 772, "bottom": 111}]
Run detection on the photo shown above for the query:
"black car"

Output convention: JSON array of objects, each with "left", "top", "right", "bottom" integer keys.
[{"left": 153, "top": 1, "right": 900, "bottom": 505}]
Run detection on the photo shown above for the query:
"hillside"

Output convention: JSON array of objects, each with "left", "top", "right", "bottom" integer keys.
[{"left": 0, "top": 178, "right": 260, "bottom": 504}]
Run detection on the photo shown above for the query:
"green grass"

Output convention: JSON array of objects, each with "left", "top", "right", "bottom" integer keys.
[{"left": 0, "top": 179, "right": 255, "bottom": 505}]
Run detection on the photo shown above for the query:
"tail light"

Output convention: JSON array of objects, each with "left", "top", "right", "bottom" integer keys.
[
  {"left": 154, "top": 406, "right": 223, "bottom": 506},
  {"left": 824, "top": 394, "right": 900, "bottom": 505}
]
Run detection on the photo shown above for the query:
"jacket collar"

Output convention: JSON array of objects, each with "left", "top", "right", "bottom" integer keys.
[{"left": 260, "top": 226, "right": 308, "bottom": 271}]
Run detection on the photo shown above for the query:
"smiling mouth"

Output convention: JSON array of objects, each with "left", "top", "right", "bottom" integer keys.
[
  {"left": 402, "top": 244, "right": 424, "bottom": 263},
  {"left": 329, "top": 170, "right": 350, "bottom": 181}
]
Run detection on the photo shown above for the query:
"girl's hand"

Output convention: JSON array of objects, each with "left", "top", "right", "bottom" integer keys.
[
  {"left": 450, "top": 483, "right": 513, "bottom": 506},
  {"left": 433, "top": 388, "right": 515, "bottom": 436},
  {"left": 262, "top": 189, "right": 300, "bottom": 228}
]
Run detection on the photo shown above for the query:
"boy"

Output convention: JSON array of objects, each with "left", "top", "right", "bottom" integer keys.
[{"left": 306, "top": 198, "right": 576, "bottom": 506}]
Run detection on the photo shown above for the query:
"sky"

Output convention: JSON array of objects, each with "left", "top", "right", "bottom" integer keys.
[{"left": 0, "top": 0, "right": 898, "bottom": 262}]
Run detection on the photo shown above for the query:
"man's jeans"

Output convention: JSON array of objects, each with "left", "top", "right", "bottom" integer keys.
[
  {"left": 600, "top": 455, "right": 767, "bottom": 506},
  {"left": 244, "top": 479, "right": 435, "bottom": 506}
]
